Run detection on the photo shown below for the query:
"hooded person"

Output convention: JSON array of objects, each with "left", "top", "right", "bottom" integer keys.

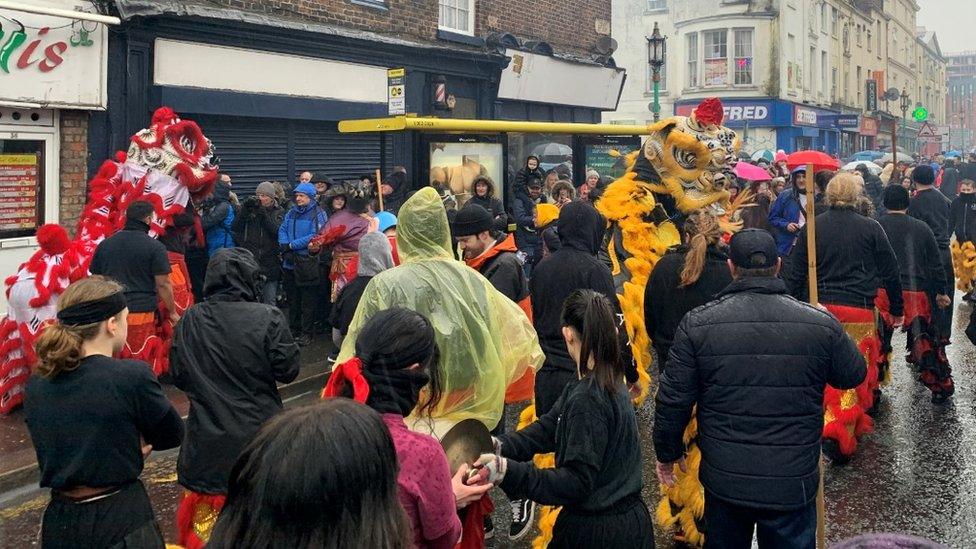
[
  {"left": 336, "top": 187, "right": 544, "bottom": 436},
  {"left": 855, "top": 163, "right": 886, "bottom": 217},
  {"left": 382, "top": 166, "right": 409, "bottom": 214},
  {"left": 512, "top": 156, "right": 546, "bottom": 213},
  {"left": 322, "top": 180, "right": 373, "bottom": 301},
  {"left": 468, "top": 175, "right": 507, "bottom": 228},
  {"left": 200, "top": 180, "right": 236, "bottom": 256},
  {"left": 529, "top": 201, "right": 639, "bottom": 417},
  {"left": 278, "top": 182, "right": 328, "bottom": 346},
  {"left": 330, "top": 232, "right": 395, "bottom": 349},
  {"left": 170, "top": 248, "right": 301, "bottom": 549}
]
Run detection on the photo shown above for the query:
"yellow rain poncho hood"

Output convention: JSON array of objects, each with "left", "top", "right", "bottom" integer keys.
[{"left": 337, "top": 187, "right": 544, "bottom": 432}]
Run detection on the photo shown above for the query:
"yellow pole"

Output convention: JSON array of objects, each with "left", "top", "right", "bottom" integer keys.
[
  {"left": 339, "top": 116, "right": 652, "bottom": 135},
  {"left": 805, "top": 162, "right": 824, "bottom": 549}
]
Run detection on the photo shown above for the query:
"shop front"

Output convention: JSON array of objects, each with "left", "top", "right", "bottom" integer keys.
[
  {"left": 673, "top": 98, "right": 841, "bottom": 155},
  {"left": 859, "top": 116, "right": 880, "bottom": 151},
  {"left": 823, "top": 114, "right": 861, "bottom": 159},
  {"left": 0, "top": 1, "right": 108, "bottom": 311}
]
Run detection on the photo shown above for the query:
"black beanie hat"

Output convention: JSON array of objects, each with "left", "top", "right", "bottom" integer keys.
[
  {"left": 883, "top": 184, "right": 910, "bottom": 210},
  {"left": 452, "top": 203, "right": 494, "bottom": 237},
  {"left": 912, "top": 165, "right": 935, "bottom": 186}
]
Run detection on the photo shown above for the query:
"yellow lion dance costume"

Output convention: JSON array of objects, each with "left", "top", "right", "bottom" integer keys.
[{"left": 519, "top": 98, "right": 741, "bottom": 548}]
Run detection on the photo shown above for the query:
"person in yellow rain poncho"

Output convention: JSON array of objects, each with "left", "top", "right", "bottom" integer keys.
[{"left": 334, "top": 187, "right": 544, "bottom": 436}]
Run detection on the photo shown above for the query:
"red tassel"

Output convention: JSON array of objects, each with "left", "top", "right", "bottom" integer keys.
[{"left": 322, "top": 357, "right": 370, "bottom": 403}]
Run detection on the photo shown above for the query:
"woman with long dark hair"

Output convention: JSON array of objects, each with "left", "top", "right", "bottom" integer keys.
[
  {"left": 208, "top": 399, "right": 412, "bottom": 548},
  {"left": 643, "top": 210, "right": 732, "bottom": 372},
  {"left": 470, "top": 290, "right": 654, "bottom": 549},
  {"left": 322, "top": 307, "right": 488, "bottom": 548},
  {"left": 25, "top": 276, "right": 184, "bottom": 548}
]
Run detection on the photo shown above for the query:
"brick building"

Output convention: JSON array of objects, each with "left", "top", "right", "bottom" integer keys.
[
  {"left": 95, "top": 0, "right": 622, "bottom": 195},
  {"left": 947, "top": 51, "right": 976, "bottom": 153}
]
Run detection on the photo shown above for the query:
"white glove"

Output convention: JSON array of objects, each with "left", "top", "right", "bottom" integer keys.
[{"left": 471, "top": 453, "right": 507, "bottom": 485}]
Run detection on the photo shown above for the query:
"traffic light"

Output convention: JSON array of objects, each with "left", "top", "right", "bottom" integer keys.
[{"left": 912, "top": 106, "right": 929, "bottom": 122}]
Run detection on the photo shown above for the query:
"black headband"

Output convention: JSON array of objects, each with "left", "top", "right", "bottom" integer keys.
[{"left": 56, "top": 292, "right": 127, "bottom": 326}]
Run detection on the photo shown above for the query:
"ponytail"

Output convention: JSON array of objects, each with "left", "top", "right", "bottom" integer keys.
[
  {"left": 561, "top": 289, "right": 622, "bottom": 392},
  {"left": 34, "top": 275, "right": 124, "bottom": 378},
  {"left": 679, "top": 210, "right": 721, "bottom": 288}
]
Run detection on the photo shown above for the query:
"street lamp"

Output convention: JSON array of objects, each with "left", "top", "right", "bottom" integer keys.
[
  {"left": 899, "top": 88, "right": 911, "bottom": 151},
  {"left": 647, "top": 22, "right": 667, "bottom": 122}
]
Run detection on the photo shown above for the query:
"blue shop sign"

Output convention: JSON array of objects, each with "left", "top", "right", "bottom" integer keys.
[
  {"left": 821, "top": 114, "right": 860, "bottom": 129},
  {"left": 673, "top": 98, "right": 790, "bottom": 127}
]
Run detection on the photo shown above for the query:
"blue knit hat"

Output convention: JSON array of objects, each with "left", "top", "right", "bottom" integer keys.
[{"left": 294, "top": 182, "right": 317, "bottom": 198}]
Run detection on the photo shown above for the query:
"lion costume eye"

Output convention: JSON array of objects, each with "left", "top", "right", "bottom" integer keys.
[{"left": 675, "top": 149, "right": 698, "bottom": 169}]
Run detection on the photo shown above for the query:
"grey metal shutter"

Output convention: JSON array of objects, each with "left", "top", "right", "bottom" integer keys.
[
  {"left": 191, "top": 114, "right": 290, "bottom": 196},
  {"left": 292, "top": 120, "right": 383, "bottom": 184}
]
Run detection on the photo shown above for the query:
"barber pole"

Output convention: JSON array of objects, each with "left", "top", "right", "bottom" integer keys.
[{"left": 433, "top": 74, "right": 448, "bottom": 110}]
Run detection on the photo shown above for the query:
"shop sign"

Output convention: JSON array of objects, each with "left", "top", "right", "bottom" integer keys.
[
  {"left": 0, "top": 6, "right": 107, "bottom": 109},
  {"left": 0, "top": 154, "right": 38, "bottom": 232},
  {"left": 387, "top": 68, "right": 405, "bottom": 116},
  {"left": 859, "top": 117, "right": 879, "bottom": 136},
  {"left": 674, "top": 99, "right": 778, "bottom": 127},
  {"left": 793, "top": 106, "right": 818, "bottom": 126}
]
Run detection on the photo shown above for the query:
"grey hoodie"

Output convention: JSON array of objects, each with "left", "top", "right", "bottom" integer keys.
[{"left": 357, "top": 232, "right": 395, "bottom": 276}]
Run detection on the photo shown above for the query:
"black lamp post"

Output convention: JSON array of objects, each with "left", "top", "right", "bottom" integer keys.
[
  {"left": 647, "top": 22, "right": 667, "bottom": 122},
  {"left": 899, "top": 88, "right": 911, "bottom": 140}
]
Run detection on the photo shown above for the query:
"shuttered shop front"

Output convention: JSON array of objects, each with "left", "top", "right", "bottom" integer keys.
[{"left": 192, "top": 115, "right": 384, "bottom": 195}]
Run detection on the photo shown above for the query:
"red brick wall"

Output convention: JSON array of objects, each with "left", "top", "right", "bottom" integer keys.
[
  {"left": 59, "top": 110, "right": 88, "bottom": 234},
  {"left": 204, "top": 0, "right": 609, "bottom": 55}
]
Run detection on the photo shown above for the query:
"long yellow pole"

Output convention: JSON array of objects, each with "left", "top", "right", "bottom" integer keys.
[
  {"left": 339, "top": 116, "right": 651, "bottom": 135},
  {"left": 805, "top": 162, "right": 825, "bottom": 549}
]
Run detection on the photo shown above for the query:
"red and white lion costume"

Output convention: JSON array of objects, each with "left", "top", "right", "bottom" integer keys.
[{"left": 0, "top": 107, "right": 217, "bottom": 414}]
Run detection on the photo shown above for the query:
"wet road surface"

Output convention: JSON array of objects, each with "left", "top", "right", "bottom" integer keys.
[{"left": 3, "top": 301, "right": 976, "bottom": 548}]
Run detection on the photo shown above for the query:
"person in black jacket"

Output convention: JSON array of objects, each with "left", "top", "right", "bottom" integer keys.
[
  {"left": 472, "top": 290, "right": 654, "bottom": 549},
  {"left": 382, "top": 165, "right": 409, "bottom": 214},
  {"left": 454, "top": 204, "right": 528, "bottom": 306},
  {"left": 644, "top": 210, "right": 732, "bottom": 373},
  {"left": 232, "top": 181, "right": 285, "bottom": 305},
  {"left": 26, "top": 276, "right": 184, "bottom": 548},
  {"left": 513, "top": 178, "right": 547, "bottom": 277},
  {"left": 787, "top": 173, "right": 902, "bottom": 461},
  {"left": 854, "top": 163, "right": 886, "bottom": 217},
  {"left": 654, "top": 229, "right": 865, "bottom": 549},
  {"left": 908, "top": 165, "right": 955, "bottom": 339},
  {"left": 511, "top": 155, "right": 545, "bottom": 213},
  {"left": 169, "top": 247, "right": 300, "bottom": 548},
  {"left": 940, "top": 158, "right": 961, "bottom": 198},
  {"left": 468, "top": 176, "right": 508, "bottom": 231},
  {"left": 530, "top": 201, "right": 638, "bottom": 417},
  {"left": 877, "top": 185, "right": 954, "bottom": 403}
]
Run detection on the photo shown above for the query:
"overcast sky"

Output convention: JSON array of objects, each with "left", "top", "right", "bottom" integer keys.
[{"left": 915, "top": 0, "right": 976, "bottom": 54}]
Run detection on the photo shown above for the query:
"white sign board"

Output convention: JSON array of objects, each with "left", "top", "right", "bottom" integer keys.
[
  {"left": 0, "top": 2, "right": 108, "bottom": 109},
  {"left": 498, "top": 49, "right": 626, "bottom": 110},
  {"left": 935, "top": 124, "right": 950, "bottom": 136}
]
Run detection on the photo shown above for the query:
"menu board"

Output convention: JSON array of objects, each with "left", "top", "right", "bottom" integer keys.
[{"left": 0, "top": 154, "right": 39, "bottom": 232}]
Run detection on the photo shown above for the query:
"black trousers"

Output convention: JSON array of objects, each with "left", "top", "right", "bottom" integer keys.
[
  {"left": 41, "top": 481, "right": 164, "bottom": 549},
  {"left": 934, "top": 248, "right": 955, "bottom": 340},
  {"left": 534, "top": 363, "right": 578, "bottom": 417},
  {"left": 551, "top": 495, "right": 654, "bottom": 549},
  {"left": 703, "top": 494, "right": 815, "bottom": 549},
  {"left": 282, "top": 269, "right": 319, "bottom": 337}
]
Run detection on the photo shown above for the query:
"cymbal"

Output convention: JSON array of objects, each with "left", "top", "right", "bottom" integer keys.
[{"left": 439, "top": 418, "right": 493, "bottom": 472}]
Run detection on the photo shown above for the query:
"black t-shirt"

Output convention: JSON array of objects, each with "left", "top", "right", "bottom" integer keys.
[
  {"left": 24, "top": 355, "right": 183, "bottom": 490},
  {"left": 90, "top": 224, "right": 171, "bottom": 313}
]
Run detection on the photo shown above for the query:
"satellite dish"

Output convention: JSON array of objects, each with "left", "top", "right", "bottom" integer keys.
[
  {"left": 524, "top": 40, "right": 554, "bottom": 56},
  {"left": 485, "top": 32, "right": 520, "bottom": 50},
  {"left": 884, "top": 87, "right": 900, "bottom": 101},
  {"left": 595, "top": 36, "right": 618, "bottom": 55}
]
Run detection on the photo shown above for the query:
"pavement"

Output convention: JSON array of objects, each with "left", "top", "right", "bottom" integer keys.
[{"left": 4, "top": 301, "right": 976, "bottom": 547}]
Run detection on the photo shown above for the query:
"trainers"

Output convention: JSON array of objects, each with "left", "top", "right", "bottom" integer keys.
[
  {"left": 509, "top": 498, "right": 535, "bottom": 540},
  {"left": 484, "top": 515, "right": 494, "bottom": 540}
]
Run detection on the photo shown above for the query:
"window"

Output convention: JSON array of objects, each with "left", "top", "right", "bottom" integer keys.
[
  {"left": 821, "top": 51, "right": 828, "bottom": 95},
  {"left": 0, "top": 139, "right": 45, "bottom": 239},
  {"left": 867, "top": 29, "right": 872, "bottom": 52},
  {"left": 439, "top": 0, "right": 474, "bottom": 35},
  {"left": 844, "top": 69, "right": 849, "bottom": 102},
  {"left": 808, "top": 46, "right": 816, "bottom": 91},
  {"left": 686, "top": 33, "right": 699, "bottom": 87},
  {"left": 832, "top": 67, "right": 838, "bottom": 100},
  {"left": 820, "top": 4, "right": 828, "bottom": 33},
  {"left": 876, "top": 22, "right": 882, "bottom": 54},
  {"left": 856, "top": 24, "right": 862, "bottom": 46},
  {"left": 831, "top": 7, "right": 839, "bottom": 36},
  {"left": 856, "top": 66, "right": 862, "bottom": 105},
  {"left": 646, "top": 0, "right": 667, "bottom": 10},
  {"left": 703, "top": 30, "right": 728, "bottom": 86},
  {"left": 733, "top": 29, "right": 753, "bottom": 85}
]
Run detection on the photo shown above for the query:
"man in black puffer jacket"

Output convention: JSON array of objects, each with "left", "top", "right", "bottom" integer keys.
[{"left": 654, "top": 229, "right": 865, "bottom": 548}]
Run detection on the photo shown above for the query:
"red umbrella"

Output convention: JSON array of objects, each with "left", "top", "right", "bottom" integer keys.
[{"left": 785, "top": 150, "right": 840, "bottom": 172}]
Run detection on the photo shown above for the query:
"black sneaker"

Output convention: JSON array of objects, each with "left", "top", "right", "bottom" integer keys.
[
  {"left": 822, "top": 439, "right": 850, "bottom": 466},
  {"left": 509, "top": 498, "right": 535, "bottom": 540},
  {"left": 296, "top": 334, "right": 312, "bottom": 347},
  {"left": 484, "top": 515, "right": 494, "bottom": 540}
]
